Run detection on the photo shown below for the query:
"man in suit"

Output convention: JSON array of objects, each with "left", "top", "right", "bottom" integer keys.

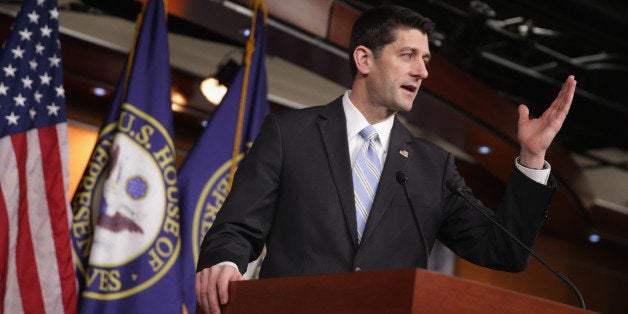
[{"left": 195, "top": 5, "right": 577, "bottom": 314}]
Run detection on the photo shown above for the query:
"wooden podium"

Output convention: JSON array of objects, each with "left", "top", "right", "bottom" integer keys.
[{"left": 215, "top": 269, "right": 593, "bottom": 314}]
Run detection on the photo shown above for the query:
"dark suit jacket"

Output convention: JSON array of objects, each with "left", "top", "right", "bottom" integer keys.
[{"left": 197, "top": 97, "right": 556, "bottom": 278}]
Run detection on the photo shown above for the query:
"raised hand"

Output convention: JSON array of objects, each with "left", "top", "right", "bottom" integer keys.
[{"left": 517, "top": 75, "right": 577, "bottom": 169}]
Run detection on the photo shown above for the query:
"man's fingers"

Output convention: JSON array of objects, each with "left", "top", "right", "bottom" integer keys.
[
  {"left": 553, "top": 76, "right": 576, "bottom": 121},
  {"left": 195, "top": 265, "right": 243, "bottom": 314},
  {"left": 216, "top": 266, "right": 239, "bottom": 305},
  {"left": 518, "top": 104, "right": 529, "bottom": 125},
  {"left": 554, "top": 76, "right": 576, "bottom": 112},
  {"left": 195, "top": 269, "right": 213, "bottom": 314},
  {"left": 216, "top": 274, "right": 230, "bottom": 306},
  {"left": 207, "top": 267, "right": 222, "bottom": 314}
]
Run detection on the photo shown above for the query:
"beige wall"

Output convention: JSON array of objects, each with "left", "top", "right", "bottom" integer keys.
[{"left": 67, "top": 123, "right": 98, "bottom": 199}]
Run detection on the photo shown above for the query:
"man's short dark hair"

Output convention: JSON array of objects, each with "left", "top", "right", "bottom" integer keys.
[{"left": 349, "top": 5, "right": 436, "bottom": 78}]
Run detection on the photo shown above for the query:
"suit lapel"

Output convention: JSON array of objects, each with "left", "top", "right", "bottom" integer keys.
[
  {"left": 317, "top": 99, "right": 359, "bottom": 246},
  {"left": 361, "top": 117, "right": 413, "bottom": 243}
]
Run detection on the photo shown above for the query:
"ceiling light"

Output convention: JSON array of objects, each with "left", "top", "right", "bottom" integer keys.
[
  {"left": 200, "top": 78, "right": 228, "bottom": 105},
  {"left": 200, "top": 60, "right": 240, "bottom": 105},
  {"left": 171, "top": 90, "right": 187, "bottom": 105},
  {"left": 477, "top": 146, "right": 491, "bottom": 155},
  {"left": 92, "top": 87, "right": 107, "bottom": 97},
  {"left": 588, "top": 234, "right": 601, "bottom": 243}
]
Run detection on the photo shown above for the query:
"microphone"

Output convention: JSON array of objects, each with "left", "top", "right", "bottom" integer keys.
[
  {"left": 396, "top": 171, "right": 430, "bottom": 268},
  {"left": 446, "top": 181, "right": 586, "bottom": 310}
]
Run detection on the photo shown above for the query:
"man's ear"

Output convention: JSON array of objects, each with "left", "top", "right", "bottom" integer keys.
[{"left": 353, "top": 45, "right": 372, "bottom": 76}]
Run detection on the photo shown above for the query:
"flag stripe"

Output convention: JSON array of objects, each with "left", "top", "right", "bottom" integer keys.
[
  {"left": 0, "top": 128, "right": 75, "bottom": 314},
  {"left": 25, "top": 130, "right": 59, "bottom": 309},
  {"left": 0, "top": 136, "right": 22, "bottom": 313},
  {"left": 0, "top": 183, "right": 9, "bottom": 314},
  {"left": 38, "top": 124, "right": 75, "bottom": 313},
  {"left": 27, "top": 127, "right": 63, "bottom": 313},
  {"left": 12, "top": 132, "right": 46, "bottom": 314}
]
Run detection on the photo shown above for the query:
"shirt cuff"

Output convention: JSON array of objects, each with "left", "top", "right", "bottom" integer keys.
[
  {"left": 515, "top": 157, "right": 551, "bottom": 185},
  {"left": 215, "top": 261, "right": 241, "bottom": 273}
]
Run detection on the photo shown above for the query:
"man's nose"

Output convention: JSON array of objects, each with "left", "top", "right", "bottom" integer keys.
[{"left": 411, "top": 60, "right": 429, "bottom": 80}]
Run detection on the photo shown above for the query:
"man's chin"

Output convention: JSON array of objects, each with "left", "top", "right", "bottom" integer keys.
[{"left": 393, "top": 100, "right": 415, "bottom": 112}]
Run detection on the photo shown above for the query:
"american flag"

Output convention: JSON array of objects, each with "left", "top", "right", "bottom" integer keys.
[{"left": 0, "top": 0, "right": 77, "bottom": 313}]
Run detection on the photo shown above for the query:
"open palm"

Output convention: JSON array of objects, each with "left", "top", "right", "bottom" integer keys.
[{"left": 517, "top": 76, "right": 577, "bottom": 169}]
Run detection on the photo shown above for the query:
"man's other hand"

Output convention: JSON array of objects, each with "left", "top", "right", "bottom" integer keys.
[{"left": 195, "top": 264, "right": 243, "bottom": 314}]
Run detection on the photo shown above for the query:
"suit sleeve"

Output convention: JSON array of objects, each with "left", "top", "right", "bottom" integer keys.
[
  {"left": 196, "top": 113, "right": 282, "bottom": 274},
  {"left": 438, "top": 153, "right": 556, "bottom": 272}
]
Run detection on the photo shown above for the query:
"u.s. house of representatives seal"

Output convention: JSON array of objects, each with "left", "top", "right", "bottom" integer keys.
[
  {"left": 190, "top": 142, "right": 265, "bottom": 279},
  {"left": 72, "top": 103, "right": 180, "bottom": 300},
  {"left": 191, "top": 153, "right": 245, "bottom": 260}
]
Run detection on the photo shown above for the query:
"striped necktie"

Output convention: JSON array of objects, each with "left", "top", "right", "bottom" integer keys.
[{"left": 352, "top": 125, "right": 383, "bottom": 242}]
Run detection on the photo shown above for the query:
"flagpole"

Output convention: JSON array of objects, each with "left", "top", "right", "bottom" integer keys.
[
  {"left": 122, "top": 0, "right": 170, "bottom": 101},
  {"left": 228, "top": 0, "right": 267, "bottom": 191}
]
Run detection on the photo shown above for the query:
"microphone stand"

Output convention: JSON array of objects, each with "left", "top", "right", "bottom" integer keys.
[
  {"left": 447, "top": 182, "right": 586, "bottom": 310},
  {"left": 396, "top": 171, "right": 430, "bottom": 268}
]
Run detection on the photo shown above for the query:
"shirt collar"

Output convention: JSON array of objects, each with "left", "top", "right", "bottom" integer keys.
[{"left": 342, "top": 91, "right": 395, "bottom": 151}]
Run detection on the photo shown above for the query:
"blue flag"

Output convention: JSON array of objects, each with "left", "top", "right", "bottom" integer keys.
[
  {"left": 70, "top": 1, "right": 182, "bottom": 313},
  {"left": 178, "top": 1, "right": 269, "bottom": 311}
]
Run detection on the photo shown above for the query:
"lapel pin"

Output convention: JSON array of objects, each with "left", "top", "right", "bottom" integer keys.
[{"left": 399, "top": 150, "right": 409, "bottom": 158}]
